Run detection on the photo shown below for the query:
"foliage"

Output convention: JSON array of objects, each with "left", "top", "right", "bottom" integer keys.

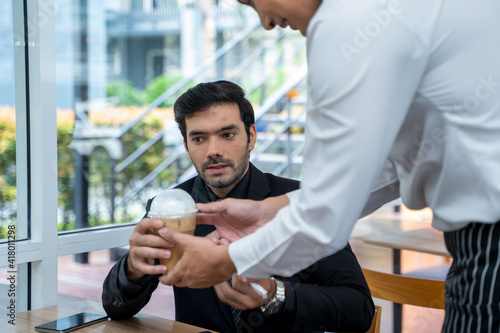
[
  {"left": 107, "top": 80, "right": 146, "bottom": 106},
  {"left": 1, "top": 69, "right": 299, "bottom": 237},
  {"left": 107, "top": 74, "right": 188, "bottom": 108},
  {"left": 144, "top": 73, "right": 184, "bottom": 107},
  {"left": 247, "top": 67, "right": 287, "bottom": 105},
  {"left": 0, "top": 109, "right": 177, "bottom": 236},
  {"left": 57, "top": 121, "right": 75, "bottom": 230},
  {"left": 0, "top": 122, "right": 17, "bottom": 223}
]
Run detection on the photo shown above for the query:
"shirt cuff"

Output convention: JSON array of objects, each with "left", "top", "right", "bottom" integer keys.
[{"left": 285, "top": 189, "right": 300, "bottom": 201}]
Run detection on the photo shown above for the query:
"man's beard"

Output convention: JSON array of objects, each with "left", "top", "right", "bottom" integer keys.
[{"left": 199, "top": 150, "right": 249, "bottom": 189}]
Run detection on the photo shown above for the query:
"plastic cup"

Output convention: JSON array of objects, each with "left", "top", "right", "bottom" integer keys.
[{"left": 147, "top": 189, "right": 197, "bottom": 273}]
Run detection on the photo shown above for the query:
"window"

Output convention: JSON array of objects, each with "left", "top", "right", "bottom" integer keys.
[
  {"left": 0, "top": 0, "right": 303, "bottom": 314},
  {"left": 0, "top": 0, "right": 30, "bottom": 314},
  {"left": 0, "top": 0, "right": 20, "bottom": 242}
]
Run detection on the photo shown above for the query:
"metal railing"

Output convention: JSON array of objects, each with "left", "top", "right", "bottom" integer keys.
[
  {"left": 107, "top": 0, "right": 247, "bottom": 35},
  {"left": 106, "top": 24, "right": 307, "bottom": 222},
  {"left": 113, "top": 19, "right": 262, "bottom": 141}
]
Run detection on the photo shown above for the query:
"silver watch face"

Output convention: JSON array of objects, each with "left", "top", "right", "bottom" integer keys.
[
  {"left": 263, "top": 302, "right": 281, "bottom": 315},
  {"left": 261, "top": 279, "right": 285, "bottom": 315}
]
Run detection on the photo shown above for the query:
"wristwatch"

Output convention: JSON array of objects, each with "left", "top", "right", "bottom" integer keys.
[{"left": 260, "top": 277, "right": 286, "bottom": 315}]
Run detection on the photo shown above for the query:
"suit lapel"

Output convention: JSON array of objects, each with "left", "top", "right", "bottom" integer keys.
[
  {"left": 190, "top": 176, "right": 211, "bottom": 204},
  {"left": 247, "top": 163, "right": 272, "bottom": 200}
]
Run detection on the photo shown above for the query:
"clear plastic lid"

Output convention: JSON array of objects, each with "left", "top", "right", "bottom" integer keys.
[{"left": 147, "top": 189, "right": 198, "bottom": 219}]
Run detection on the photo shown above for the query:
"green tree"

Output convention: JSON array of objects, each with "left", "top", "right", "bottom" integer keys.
[
  {"left": 57, "top": 122, "right": 75, "bottom": 230},
  {"left": 107, "top": 80, "right": 146, "bottom": 106},
  {"left": 0, "top": 122, "right": 17, "bottom": 225},
  {"left": 144, "top": 74, "right": 185, "bottom": 107}
]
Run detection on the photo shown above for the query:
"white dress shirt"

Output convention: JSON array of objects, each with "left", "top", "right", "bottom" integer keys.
[{"left": 229, "top": 0, "right": 500, "bottom": 278}]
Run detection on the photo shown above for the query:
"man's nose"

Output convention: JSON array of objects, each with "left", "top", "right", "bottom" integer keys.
[
  {"left": 260, "top": 16, "right": 276, "bottom": 31},
  {"left": 206, "top": 138, "right": 223, "bottom": 158}
]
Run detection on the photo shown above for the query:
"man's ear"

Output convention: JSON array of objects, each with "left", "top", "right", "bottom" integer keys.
[
  {"left": 248, "top": 124, "right": 257, "bottom": 152},
  {"left": 183, "top": 140, "right": 192, "bottom": 159}
]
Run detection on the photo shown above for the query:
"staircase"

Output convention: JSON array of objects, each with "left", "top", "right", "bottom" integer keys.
[{"left": 77, "top": 21, "right": 308, "bottom": 223}]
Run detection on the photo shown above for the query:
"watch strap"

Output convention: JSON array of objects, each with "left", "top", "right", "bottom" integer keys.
[{"left": 260, "top": 277, "right": 286, "bottom": 315}]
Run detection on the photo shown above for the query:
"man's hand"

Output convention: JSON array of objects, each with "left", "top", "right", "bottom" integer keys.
[
  {"left": 215, "top": 274, "right": 275, "bottom": 310},
  {"left": 196, "top": 195, "right": 289, "bottom": 243},
  {"left": 126, "top": 218, "right": 174, "bottom": 281},
  {"left": 159, "top": 228, "right": 236, "bottom": 288}
]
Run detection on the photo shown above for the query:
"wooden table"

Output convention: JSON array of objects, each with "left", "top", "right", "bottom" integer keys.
[
  {"left": 363, "top": 227, "right": 450, "bottom": 333},
  {"left": 15, "top": 299, "right": 216, "bottom": 333},
  {"left": 364, "top": 227, "right": 451, "bottom": 268}
]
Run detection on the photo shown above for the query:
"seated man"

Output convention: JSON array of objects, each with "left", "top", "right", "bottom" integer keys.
[{"left": 102, "top": 80, "right": 374, "bottom": 333}]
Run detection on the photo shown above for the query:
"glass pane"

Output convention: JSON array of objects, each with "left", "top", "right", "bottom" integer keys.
[
  {"left": 57, "top": 248, "right": 175, "bottom": 319},
  {"left": 55, "top": 0, "right": 257, "bottom": 232},
  {"left": 56, "top": 1, "right": 304, "bottom": 233},
  {"left": 0, "top": 0, "right": 17, "bottom": 241}
]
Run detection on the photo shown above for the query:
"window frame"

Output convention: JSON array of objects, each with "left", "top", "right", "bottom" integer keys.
[{"left": 0, "top": 0, "right": 134, "bottom": 312}]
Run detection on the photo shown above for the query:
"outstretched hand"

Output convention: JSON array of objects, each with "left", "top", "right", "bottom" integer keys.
[
  {"left": 158, "top": 228, "right": 236, "bottom": 288},
  {"left": 159, "top": 195, "right": 290, "bottom": 287},
  {"left": 196, "top": 195, "right": 289, "bottom": 244}
]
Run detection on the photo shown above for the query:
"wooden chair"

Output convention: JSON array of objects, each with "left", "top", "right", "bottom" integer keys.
[
  {"left": 341, "top": 269, "right": 443, "bottom": 333},
  {"left": 366, "top": 305, "right": 382, "bottom": 333},
  {"left": 362, "top": 268, "right": 446, "bottom": 309},
  {"left": 361, "top": 268, "right": 445, "bottom": 332}
]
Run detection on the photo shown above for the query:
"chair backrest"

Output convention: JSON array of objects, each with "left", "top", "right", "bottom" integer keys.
[
  {"left": 366, "top": 305, "right": 382, "bottom": 333},
  {"left": 361, "top": 268, "right": 446, "bottom": 309}
]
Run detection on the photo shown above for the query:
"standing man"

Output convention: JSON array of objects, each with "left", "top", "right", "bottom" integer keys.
[
  {"left": 161, "top": 1, "right": 500, "bottom": 332},
  {"left": 102, "top": 81, "right": 374, "bottom": 333}
]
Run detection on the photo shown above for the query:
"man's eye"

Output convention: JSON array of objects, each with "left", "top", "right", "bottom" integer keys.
[
  {"left": 193, "top": 137, "right": 204, "bottom": 143},
  {"left": 223, "top": 133, "right": 235, "bottom": 139}
]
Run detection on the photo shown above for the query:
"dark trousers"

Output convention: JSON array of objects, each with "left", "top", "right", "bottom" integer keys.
[{"left": 442, "top": 222, "right": 500, "bottom": 333}]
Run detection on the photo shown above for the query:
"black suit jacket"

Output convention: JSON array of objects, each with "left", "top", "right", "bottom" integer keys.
[{"left": 102, "top": 164, "right": 374, "bottom": 332}]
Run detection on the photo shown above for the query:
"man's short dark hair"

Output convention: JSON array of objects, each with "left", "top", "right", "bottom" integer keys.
[{"left": 174, "top": 80, "right": 255, "bottom": 142}]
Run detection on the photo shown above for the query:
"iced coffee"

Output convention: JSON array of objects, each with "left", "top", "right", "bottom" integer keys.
[{"left": 147, "top": 189, "right": 197, "bottom": 273}]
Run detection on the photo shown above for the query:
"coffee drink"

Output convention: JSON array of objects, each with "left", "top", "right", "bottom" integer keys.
[{"left": 148, "top": 189, "right": 198, "bottom": 273}]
